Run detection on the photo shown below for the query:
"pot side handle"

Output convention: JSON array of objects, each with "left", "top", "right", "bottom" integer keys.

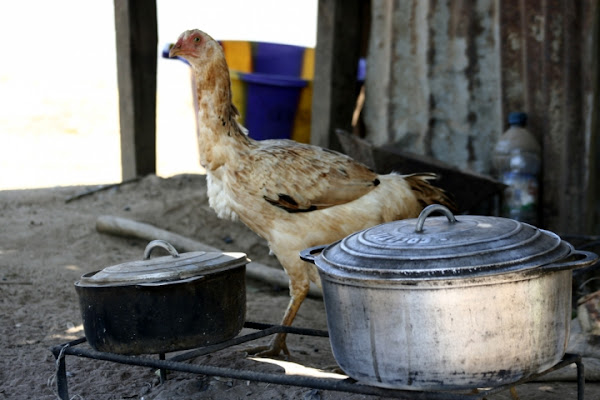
[
  {"left": 300, "top": 245, "right": 327, "bottom": 264},
  {"left": 415, "top": 204, "right": 457, "bottom": 233},
  {"left": 144, "top": 239, "right": 180, "bottom": 260},
  {"left": 540, "top": 250, "right": 599, "bottom": 272}
]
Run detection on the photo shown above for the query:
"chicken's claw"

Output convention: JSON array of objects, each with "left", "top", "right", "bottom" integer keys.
[{"left": 245, "top": 334, "right": 290, "bottom": 358}]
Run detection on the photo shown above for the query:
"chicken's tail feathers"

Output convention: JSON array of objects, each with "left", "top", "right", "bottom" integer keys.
[{"left": 404, "top": 173, "right": 458, "bottom": 213}]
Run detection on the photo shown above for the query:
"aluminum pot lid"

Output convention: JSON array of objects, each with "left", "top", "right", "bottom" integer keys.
[
  {"left": 79, "top": 240, "right": 249, "bottom": 286},
  {"left": 317, "top": 205, "right": 571, "bottom": 280}
]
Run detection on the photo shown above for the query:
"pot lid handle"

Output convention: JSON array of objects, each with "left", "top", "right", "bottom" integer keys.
[
  {"left": 415, "top": 204, "right": 457, "bottom": 233},
  {"left": 143, "top": 240, "right": 180, "bottom": 260}
]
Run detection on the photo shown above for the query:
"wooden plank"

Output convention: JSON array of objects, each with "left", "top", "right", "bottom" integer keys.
[
  {"left": 311, "top": 0, "right": 365, "bottom": 151},
  {"left": 114, "top": 0, "right": 158, "bottom": 180},
  {"left": 337, "top": 130, "right": 505, "bottom": 214}
]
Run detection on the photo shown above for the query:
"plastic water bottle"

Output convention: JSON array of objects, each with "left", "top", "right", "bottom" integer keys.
[{"left": 492, "top": 112, "right": 541, "bottom": 225}]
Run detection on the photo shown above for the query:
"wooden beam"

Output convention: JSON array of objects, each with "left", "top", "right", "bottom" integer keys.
[
  {"left": 311, "top": 0, "right": 365, "bottom": 151},
  {"left": 114, "top": 0, "right": 158, "bottom": 180}
]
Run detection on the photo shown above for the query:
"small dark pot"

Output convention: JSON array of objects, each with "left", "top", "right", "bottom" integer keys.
[{"left": 75, "top": 240, "right": 248, "bottom": 355}]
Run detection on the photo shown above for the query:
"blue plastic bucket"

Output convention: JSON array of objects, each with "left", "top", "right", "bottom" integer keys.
[
  {"left": 253, "top": 42, "right": 306, "bottom": 76},
  {"left": 239, "top": 72, "right": 308, "bottom": 140}
]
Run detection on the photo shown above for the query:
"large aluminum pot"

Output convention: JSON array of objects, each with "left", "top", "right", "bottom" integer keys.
[
  {"left": 301, "top": 205, "right": 598, "bottom": 391},
  {"left": 75, "top": 240, "right": 248, "bottom": 355}
]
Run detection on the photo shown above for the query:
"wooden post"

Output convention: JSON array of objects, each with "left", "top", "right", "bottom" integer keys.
[
  {"left": 114, "top": 0, "right": 158, "bottom": 180},
  {"left": 311, "top": 0, "right": 365, "bottom": 151}
]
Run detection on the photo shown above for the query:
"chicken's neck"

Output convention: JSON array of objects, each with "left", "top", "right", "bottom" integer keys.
[{"left": 192, "top": 59, "right": 253, "bottom": 172}]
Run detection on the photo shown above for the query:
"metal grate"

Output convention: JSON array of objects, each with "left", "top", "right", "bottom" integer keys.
[{"left": 50, "top": 321, "right": 585, "bottom": 400}]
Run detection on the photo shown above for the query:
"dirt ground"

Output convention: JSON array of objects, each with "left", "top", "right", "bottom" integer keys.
[{"left": 0, "top": 173, "right": 599, "bottom": 400}]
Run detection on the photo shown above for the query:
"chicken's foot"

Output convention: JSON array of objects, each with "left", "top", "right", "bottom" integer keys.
[
  {"left": 245, "top": 332, "right": 290, "bottom": 358},
  {"left": 245, "top": 283, "right": 308, "bottom": 358}
]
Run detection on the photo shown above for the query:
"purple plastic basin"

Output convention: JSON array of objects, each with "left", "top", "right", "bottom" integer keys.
[{"left": 239, "top": 73, "right": 308, "bottom": 140}]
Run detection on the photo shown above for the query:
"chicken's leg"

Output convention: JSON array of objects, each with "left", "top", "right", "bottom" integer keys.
[{"left": 246, "top": 279, "right": 310, "bottom": 358}]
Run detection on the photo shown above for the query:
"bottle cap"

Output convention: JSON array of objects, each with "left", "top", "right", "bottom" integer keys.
[{"left": 508, "top": 112, "right": 527, "bottom": 126}]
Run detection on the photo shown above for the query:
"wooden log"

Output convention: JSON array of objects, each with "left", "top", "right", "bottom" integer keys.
[{"left": 95, "top": 215, "right": 322, "bottom": 298}]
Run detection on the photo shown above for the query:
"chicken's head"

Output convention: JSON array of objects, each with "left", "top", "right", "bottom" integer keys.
[{"left": 169, "top": 29, "right": 221, "bottom": 65}]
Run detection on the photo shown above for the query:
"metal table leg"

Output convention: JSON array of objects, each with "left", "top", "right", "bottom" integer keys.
[
  {"left": 576, "top": 357, "right": 585, "bottom": 400},
  {"left": 52, "top": 344, "right": 70, "bottom": 400}
]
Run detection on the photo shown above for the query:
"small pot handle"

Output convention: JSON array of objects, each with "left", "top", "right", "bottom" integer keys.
[
  {"left": 540, "top": 250, "right": 599, "bottom": 272},
  {"left": 415, "top": 204, "right": 457, "bottom": 233},
  {"left": 144, "top": 240, "right": 180, "bottom": 260},
  {"left": 300, "top": 245, "right": 327, "bottom": 264}
]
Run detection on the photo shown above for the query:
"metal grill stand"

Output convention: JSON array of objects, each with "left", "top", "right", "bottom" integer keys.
[{"left": 50, "top": 321, "right": 585, "bottom": 400}]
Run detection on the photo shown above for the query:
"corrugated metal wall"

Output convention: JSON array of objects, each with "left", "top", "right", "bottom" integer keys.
[
  {"left": 364, "top": 0, "right": 502, "bottom": 174},
  {"left": 499, "top": 0, "right": 598, "bottom": 233},
  {"left": 363, "top": 0, "right": 598, "bottom": 234}
]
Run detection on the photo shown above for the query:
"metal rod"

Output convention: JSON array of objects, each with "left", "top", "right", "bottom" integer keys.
[
  {"left": 48, "top": 326, "right": 584, "bottom": 400},
  {"left": 170, "top": 322, "right": 328, "bottom": 363},
  {"left": 472, "top": 353, "right": 583, "bottom": 398},
  {"left": 169, "top": 325, "right": 282, "bottom": 362},
  {"left": 49, "top": 343, "right": 470, "bottom": 399},
  {"left": 243, "top": 321, "right": 330, "bottom": 337},
  {"left": 159, "top": 353, "right": 167, "bottom": 383},
  {"left": 55, "top": 350, "right": 69, "bottom": 400},
  {"left": 576, "top": 357, "right": 585, "bottom": 400},
  {"left": 50, "top": 342, "right": 82, "bottom": 400}
]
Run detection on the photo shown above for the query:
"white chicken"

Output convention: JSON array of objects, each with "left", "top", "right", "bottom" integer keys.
[{"left": 169, "top": 29, "right": 455, "bottom": 357}]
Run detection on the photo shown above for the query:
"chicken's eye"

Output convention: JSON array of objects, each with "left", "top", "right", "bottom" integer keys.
[{"left": 194, "top": 37, "right": 201, "bottom": 42}]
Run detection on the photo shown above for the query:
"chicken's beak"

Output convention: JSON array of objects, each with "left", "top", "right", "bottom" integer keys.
[{"left": 169, "top": 44, "right": 182, "bottom": 58}]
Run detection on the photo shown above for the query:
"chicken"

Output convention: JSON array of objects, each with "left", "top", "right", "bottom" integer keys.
[{"left": 169, "top": 29, "right": 455, "bottom": 357}]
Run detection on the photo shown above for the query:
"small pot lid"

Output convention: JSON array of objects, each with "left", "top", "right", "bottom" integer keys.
[
  {"left": 317, "top": 205, "right": 572, "bottom": 280},
  {"left": 79, "top": 240, "right": 249, "bottom": 286}
]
